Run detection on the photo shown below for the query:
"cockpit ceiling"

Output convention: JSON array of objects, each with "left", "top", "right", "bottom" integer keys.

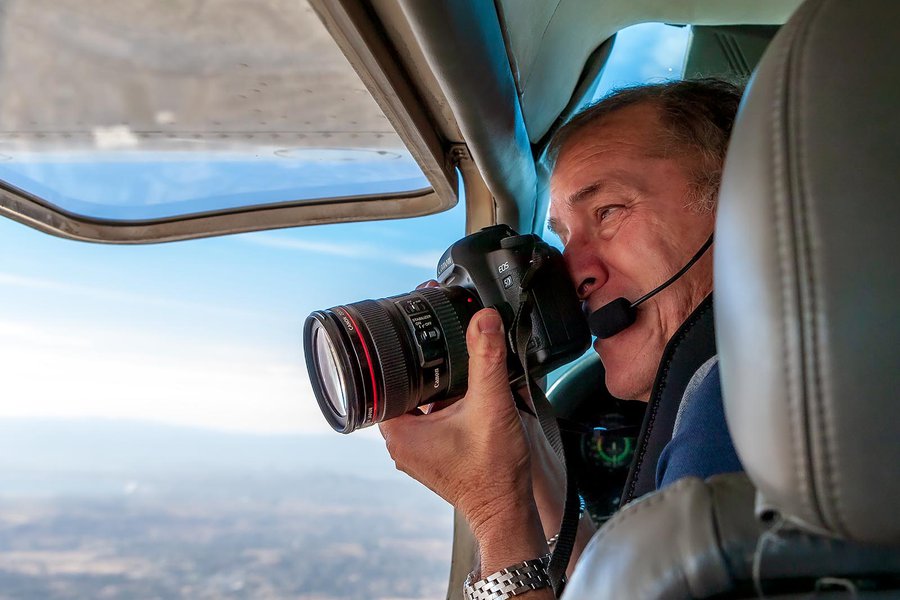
[
  {"left": 494, "top": 0, "right": 803, "bottom": 142},
  {"left": 0, "top": 0, "right": 401, "bottom": 152},
  {"left": 0, "top": 0, "right": 455, "bottom": 242}
]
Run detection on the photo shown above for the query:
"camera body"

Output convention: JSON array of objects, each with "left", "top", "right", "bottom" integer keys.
[
  {"left": 437, "top": 224, "right": 590, "bottom": 379},
  {"left": 304, "top": 224, "right": 591, "bottom": 433}
]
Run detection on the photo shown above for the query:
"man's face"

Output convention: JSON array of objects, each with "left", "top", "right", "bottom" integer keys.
[{"left": 548, "top": 103, "right": 715, "bottom": 401}]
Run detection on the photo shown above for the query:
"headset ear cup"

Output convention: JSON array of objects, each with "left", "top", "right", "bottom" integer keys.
[{"left": 589, "top": 298, "right": 637, "bottom": 339}]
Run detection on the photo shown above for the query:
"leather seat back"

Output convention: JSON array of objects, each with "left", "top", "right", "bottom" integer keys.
[
  {"left": 716, "top": 0, "right": 900, "bottom": 544},
  {"left": 565, "top": 0, "right": 900, "bottom": 596}
]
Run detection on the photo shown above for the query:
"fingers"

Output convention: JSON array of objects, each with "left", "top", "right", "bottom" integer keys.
[
  {"left": 465, "top": 309, "right": 512, "bottom": 401},
  {"left": 379, "top": 412, "right": 422, "bottom": 462},
  {"left": 378, "top": 307, "right": 534, "bottom": 521},
  {"left": 379, "top": 409, "right": 450, "bottom": 483}
]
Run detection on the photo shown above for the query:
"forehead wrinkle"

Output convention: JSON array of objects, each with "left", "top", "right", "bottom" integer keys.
[
  {"left": 565, "top": 181, "right": 605, "bottom": 209},
  {"left": 559, "top": 169, "right": 647, "bottom": 209}
]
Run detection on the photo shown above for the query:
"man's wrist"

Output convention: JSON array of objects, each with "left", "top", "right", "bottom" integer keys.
[
  {"left": 470, "top": 498, "right": 548, "bottom": 577},
  {"left": 464, "top": 554, "right": 552, "bottom": 600}
]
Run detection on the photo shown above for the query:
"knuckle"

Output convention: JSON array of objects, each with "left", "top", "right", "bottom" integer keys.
[
  {"left": 386, "top": 448, "right": 416, "bottom": 478},
  {"left": 468, "top": 333, "right": 506, "bottom": 361},
  {"left": 478, "top": 356, "right": 508, "bottom": 384},
  {"left": 477, "top": 344, "right": 507, "bottom": 364},
  {"left": 383, "top": 437, "right": 400, "bottom": 459}
]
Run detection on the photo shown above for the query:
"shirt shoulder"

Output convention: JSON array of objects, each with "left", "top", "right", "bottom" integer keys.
[{"left": 655, "top": 359, "right": 744, "bottom": 489}]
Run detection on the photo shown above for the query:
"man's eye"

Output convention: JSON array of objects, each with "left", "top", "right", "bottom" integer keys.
[{"left": 596, "top": 205, "right": 622, "bottom": 222}]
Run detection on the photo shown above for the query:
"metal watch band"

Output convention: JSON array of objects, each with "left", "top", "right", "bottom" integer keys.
[{"left": 463, "top": 554, "right": 552, "bottom": 600}]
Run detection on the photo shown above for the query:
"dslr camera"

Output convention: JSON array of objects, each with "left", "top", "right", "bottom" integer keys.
[{"left": 303, "top": 225, "right": 590, "bottom": 433}]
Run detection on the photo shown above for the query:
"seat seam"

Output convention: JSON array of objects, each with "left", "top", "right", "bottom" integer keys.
[
  {"left": 795, "top": 0, "right": 847, "bottom": 537},
  {"left": 519, "top": 0, "right": 563, "bottom": 93},
  {"left": 579, "top": 478, "right": 701, "bottom": 599},
  {"left": 621, "top": 301, "right": 712, "bottom": 504},
  {"left": 595, "top": 477, "right": 698, "bottom": 542},
  {"left": 770, "top": 1, "right": 813, "bottom": 524}
]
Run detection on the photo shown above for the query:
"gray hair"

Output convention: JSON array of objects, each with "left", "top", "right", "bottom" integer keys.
[{"left": 546, "top": 79, "right": 744, "bottom": 212}]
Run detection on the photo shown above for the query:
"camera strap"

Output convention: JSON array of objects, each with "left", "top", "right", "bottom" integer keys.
[{"left": 509, "top": 253, "right": 580, "bottom": 597}]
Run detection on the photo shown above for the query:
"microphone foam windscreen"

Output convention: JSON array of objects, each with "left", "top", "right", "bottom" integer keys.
[{"left": 588, "top": 298, "right": 637, "bottom": 339}]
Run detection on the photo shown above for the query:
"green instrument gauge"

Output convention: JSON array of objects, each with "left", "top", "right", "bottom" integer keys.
[{"left": 583, "top": 428, "right": 635, "bottom": 470}]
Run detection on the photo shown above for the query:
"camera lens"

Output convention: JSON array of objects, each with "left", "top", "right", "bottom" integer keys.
[
  {"left": 310, "top": 320, "right": 347, "bottom": 417},
  {"left": 303, "top": 286, "right": 481, "bottom": 433}
]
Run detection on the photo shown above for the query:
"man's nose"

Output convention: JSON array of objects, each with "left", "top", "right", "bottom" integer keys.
[{"left": 563, "top": 236, "right": 609, "bottom": 301}]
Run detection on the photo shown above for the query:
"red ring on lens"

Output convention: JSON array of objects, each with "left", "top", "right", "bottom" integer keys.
[{"left": 336, "top": 307, "right": 378, "bottom": 422}]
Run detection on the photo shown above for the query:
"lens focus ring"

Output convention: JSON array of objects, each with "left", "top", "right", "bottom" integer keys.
[
  {"left": 352, "top": 300, "right": 412, "bottom": 421},
  {"left": 417, "top": 287, "right": 470, "bottom": 396}
]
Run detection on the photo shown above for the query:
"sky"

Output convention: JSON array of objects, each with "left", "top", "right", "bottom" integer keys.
[
  {"left": 0, "top": 23, "right": 688, "bottom": 439},
  {"left": 0, "top": 206, "right": 463, "bottom": 436}
]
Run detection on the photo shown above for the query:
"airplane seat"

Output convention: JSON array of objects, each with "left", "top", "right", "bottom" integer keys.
[{"left": 562, "top": 0, "right": 900, "bottom": 597}]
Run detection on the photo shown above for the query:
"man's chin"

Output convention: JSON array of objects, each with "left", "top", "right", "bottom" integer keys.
[
  {"left": 604, "top": 371, "right": 651, "bottom": 402},
  {"left": 594, "top": 335, "right": 653, "bottom": 402}
]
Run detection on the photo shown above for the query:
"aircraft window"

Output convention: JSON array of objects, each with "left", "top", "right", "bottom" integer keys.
[
  {"left": 589, "top": 23, "right": 691, "bottom": 99},
  {"left": 0, "top": 0, "right": 428, "bottom": 220},
  {"left": 0, "top": 189, "right": 464, "bottom": 596}
]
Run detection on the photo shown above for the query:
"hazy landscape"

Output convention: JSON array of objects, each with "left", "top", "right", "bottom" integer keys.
[{"left": 0, "top": 420, "right": 453, "bottom": 599}]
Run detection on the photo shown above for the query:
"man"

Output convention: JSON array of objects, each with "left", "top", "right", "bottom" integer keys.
[{"left": 380, "top": 80, "right": 744, "bottom": 598}]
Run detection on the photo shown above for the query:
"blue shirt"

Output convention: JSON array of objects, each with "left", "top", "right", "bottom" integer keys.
[{"left": 655, "top": 358, "right": 743, "bottom": 489}]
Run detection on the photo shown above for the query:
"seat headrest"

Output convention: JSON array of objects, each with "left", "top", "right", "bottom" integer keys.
[{"left": 715, "top": 0, "right": 900, "bottom": 545}]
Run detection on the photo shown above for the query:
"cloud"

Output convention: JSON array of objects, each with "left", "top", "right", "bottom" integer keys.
[
  {"left": 0, "top": 320, "right": 93, "bottom": 349},
  {"left": 0, "top": 272, "right": 272, "bottom": 322},
  {"left": 0, "top": 272, "right": 73, "bottom": 291},
  {"left": 0, "top": 317, "right": 331, "bottom": 435},
  {"left": 245, "top": 234, "right": 442, "bottom": 270}
]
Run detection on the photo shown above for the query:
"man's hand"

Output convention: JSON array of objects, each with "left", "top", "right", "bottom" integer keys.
[{"left": 379, "top": 308, "right": 548, "bottom": 574}]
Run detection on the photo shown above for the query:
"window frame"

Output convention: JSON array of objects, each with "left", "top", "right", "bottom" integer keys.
[{"left": 0, "top": 0, "right": 458, "bottom": 244}]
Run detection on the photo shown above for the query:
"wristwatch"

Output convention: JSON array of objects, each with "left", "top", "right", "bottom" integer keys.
[{"left": 463, "top": 554, "right": 552, "bottom": 600}]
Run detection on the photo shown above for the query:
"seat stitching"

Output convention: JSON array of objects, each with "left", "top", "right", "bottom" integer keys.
[
  {"left": 579, "top": 478, "right": 702, "bottom": 599},
  {"left": 795, "top": 0, "right": 847, "bottom": 536},
  {"left": 595, "top": 477, "right": 699, "bottom": 541},
  {"left": 621, "top": 301, "right": 712, "bottom": 504},
  {"left": 770, "top": 1, "right": 814, "bottom": 522},
  {"left": 621, "top": 389, "right": 660, "bottom": 503}
]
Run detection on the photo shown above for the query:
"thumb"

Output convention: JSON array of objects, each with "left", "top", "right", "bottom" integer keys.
[{"left": 465, "top": 309, "right": 512, "bottom": 401}]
